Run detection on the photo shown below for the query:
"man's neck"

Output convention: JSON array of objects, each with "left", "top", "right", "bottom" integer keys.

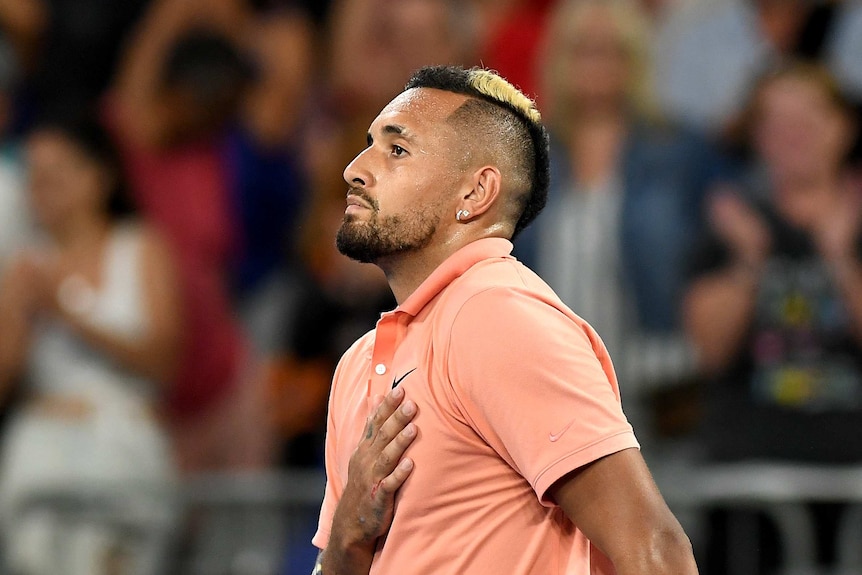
[{"left": 380, "top": 229, "right": 504, "bottom": 305}]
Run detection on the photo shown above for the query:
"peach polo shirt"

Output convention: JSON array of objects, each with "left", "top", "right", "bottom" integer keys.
[{"left": 313, "top": 237, "right": 639, "bottom": 574}]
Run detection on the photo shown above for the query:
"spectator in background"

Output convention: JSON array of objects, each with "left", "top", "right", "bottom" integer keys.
[
  {"left": 514, "top": 0, "right": 723, "bottom": 435},
  {"left": 655, "top": 0, "right": 862, "bottom": 138},
  {"left": 0, "top": 113, "right": 180, "bottom": 575},
  {"left": 685, "top": 60, "right": 862, "bottom": 465},
  {"left": 683, "top": 61, "right": 862, "bottom": 572},
  {"left": 226, "top": 1, "right": 315, "bottom": 354},
  {"left": 109, "top": 0, "right": 272, "bottom": 472}
]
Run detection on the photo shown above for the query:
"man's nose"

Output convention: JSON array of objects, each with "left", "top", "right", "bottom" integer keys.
[{"left": 343, "top": 149, "right": 373, "bottom": 188}]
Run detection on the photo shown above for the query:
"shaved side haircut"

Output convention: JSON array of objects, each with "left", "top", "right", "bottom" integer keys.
[{"left": 405, "top": 66, "right": 550, "bottom": 238}]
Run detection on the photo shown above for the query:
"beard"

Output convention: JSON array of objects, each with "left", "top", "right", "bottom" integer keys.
[{"left": 336, "top": 199, "right": 440, "bottom": 264}]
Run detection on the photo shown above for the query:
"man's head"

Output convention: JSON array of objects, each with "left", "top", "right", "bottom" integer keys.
[
  {"left": 336, "top": 65, "right": 550, "bottom": 265},
  {"left": 158, "top": 30, "right": 253, "bottom": 144}
]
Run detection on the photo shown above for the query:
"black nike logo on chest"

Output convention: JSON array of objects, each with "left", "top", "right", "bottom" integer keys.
[{"left": 392, "top": 368, "right": 417, "bottom": 389}]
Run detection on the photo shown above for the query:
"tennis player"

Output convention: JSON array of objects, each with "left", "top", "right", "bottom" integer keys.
[{"left": 312, "top": 65, "right": 697, "bottom": 575}]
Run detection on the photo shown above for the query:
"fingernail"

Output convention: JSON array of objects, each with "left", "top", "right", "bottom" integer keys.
[
  {"left": 401, "top": 401, "right": 415, "bottom": 416},
  {"left": 403, "top": 423, "right": 415, "bottom": 437},
  {"left": 399, "top": 458, "right": 413, "bottom": 470},
  {"left": 391, "top": 386, "right": 404, "bottom": 399}
]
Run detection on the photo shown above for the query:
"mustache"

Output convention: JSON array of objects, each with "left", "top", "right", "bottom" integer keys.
[{"left": 347, "top": 187, "right": 378, "bottom": 211}]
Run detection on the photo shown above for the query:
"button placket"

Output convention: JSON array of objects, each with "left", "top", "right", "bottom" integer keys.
[{"left": 369, "top": 313, "right": 398, "bottom": 396}]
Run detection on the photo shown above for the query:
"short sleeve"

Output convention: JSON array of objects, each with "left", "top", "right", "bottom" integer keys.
[
  {"left": 311, "top": 414, "right": 339, "bottom": 549},
  {"left": 311, "top": 361, "right": 346, "bottom": 550},
  {"left": 447, "top": 287, "right": 639, "bottom": 505}
]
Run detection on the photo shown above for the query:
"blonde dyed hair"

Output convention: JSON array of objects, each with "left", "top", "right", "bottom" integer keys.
[
  {"left": 540, "top": 0, "right": 658, "bottom": 134},
  {"left": 467, "top": 68, "right": 542, "bottom": 124}
]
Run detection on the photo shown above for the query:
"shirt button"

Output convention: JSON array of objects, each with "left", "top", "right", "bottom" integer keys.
[{"left": 375, "top": 364, "right": 387, "bottom": 375}]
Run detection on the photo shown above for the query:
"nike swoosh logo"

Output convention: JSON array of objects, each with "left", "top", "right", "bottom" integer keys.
[
  {"left": 549, "top": 420, "right": 575, "bottom": 442},
  {"left": 392, "top": 368, "right": 417, "bottom": 389}
]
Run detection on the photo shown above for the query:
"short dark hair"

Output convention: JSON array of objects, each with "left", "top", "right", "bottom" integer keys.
[
  {"left": 161, "top": 29, "right": 253, "bottom": 114},
  {"left": 31, "top": 109, "right": 135, "bottom": 218},
  {"left": 405, "top": 65, "right": 550, "bottom": 238}
]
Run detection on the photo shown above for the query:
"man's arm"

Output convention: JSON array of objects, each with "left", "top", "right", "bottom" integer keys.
[
  {"left": 319, "top": 386, "right": 418, "bottom": 575},
  {"left": 549, "top": 448, "right": 698, "bottom": 574}
]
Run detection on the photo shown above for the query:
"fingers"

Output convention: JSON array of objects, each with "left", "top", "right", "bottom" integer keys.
[
  {"left": 373, "top": 417, "right": 417, "bottom": 477},
  {"left": 373, "top": 394, "right": 416, "bottom": 447},
  {"left": 373, "top": 457, "right": 415, "bottom": 501},
  {"left": 365, "top": 386, "right": 405, "bottom": 440},
  {"left": 365, "top": 386, "right": 417, "bottom": 447},
  {"left": 363, "top": 394, "right": 385, "bottom": 439},
  {"left": 361, "top": 386, "right": 419, "bottom": 485}
]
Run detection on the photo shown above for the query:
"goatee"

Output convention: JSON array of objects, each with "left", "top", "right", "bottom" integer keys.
[
  {"left": 336, "top": 209, "right": 439, "bottom": 264},
  {"left": 336, "top": 215, "right": 387, "bottom": 263}
]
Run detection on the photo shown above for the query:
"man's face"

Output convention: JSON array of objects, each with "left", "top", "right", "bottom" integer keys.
[{"left": 337, "top": 88, "right": 467, "bottom": 264}]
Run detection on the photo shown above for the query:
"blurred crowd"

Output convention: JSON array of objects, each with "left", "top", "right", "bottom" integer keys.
[{"left": 0, "top": 0, "right": 860, "bottom": 573}]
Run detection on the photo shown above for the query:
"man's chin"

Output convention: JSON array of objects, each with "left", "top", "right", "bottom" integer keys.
[{"left": 336, "top": 226, "right": 378, "bottom": 264}]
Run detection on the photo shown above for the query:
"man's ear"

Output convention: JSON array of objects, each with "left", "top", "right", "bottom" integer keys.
[{"left": 458, "top": 166, "right": 502, "bottom": 219}]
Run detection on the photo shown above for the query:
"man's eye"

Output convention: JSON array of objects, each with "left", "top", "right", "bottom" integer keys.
[{"left": 392, "top": 145, "right": 406, "bottom": 156}]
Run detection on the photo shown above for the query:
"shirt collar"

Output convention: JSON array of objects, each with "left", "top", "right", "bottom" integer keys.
[{"left": 397, "top": 237, "right": 513, "bottom": 317}]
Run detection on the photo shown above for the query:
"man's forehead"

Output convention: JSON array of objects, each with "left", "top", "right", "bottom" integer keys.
[{"left": 372, "top": 88, "right": 468, "bottom": 131}]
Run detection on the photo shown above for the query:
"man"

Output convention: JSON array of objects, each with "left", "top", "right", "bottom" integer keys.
[{"left": 313, "top": 65, "right": 697, "bottom": 574}]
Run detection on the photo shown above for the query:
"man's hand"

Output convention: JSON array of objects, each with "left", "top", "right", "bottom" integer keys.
[
  {"left": 342, "top": 386, "right": 417, "bottom": 541},
  {"left": 322, "top": 385, "right": 418, "bottom": 574}
]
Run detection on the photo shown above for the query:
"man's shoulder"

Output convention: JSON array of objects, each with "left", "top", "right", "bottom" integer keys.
[
  {"left": 453, "top": 253, "right": 542, "bottom": 293},
  {"left": 454, "top": 255, "right": 562, "bottom": 304},
  {"left": 441, "top": 257, "right": 586, "bottom": 335}
]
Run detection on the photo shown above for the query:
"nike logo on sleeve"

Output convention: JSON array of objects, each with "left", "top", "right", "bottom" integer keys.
[{"left": 549, "top": 420, "right": 576, "bottom": 442}]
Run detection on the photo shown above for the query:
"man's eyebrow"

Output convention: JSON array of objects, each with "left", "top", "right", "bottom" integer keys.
[
  {"left": 382, "top": 124, "right": 409, "bottom": 137},
  {"left": 366, "top": 124, "right": 415, "bottom": 147}
]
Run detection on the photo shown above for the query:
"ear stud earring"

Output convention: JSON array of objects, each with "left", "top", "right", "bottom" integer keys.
[{"left": 456, "top": 209, "right": 470, "bottom": 222}]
